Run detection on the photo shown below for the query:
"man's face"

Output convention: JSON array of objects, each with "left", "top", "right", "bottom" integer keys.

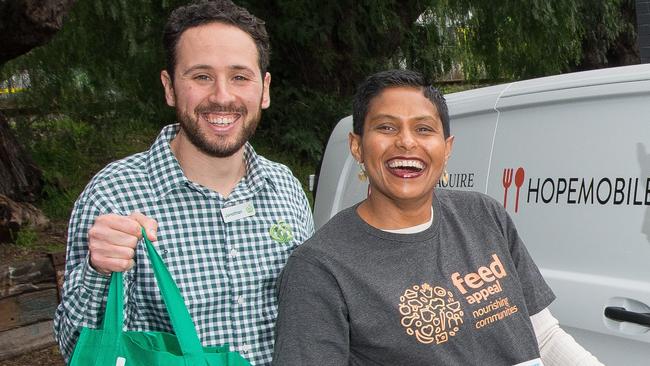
[{"left": 161, "top": 22, "right": 271, "bottom": 157}]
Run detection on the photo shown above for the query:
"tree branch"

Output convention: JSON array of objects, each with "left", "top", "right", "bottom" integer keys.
[{"left": 0, "top": 0, "right": 75, "bottom": 65}]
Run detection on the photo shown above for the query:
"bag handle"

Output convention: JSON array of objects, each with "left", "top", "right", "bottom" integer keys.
[
  {"left": 100, "top": 228, "right": 207, "bottom": 363},
  {"left": 98, "top": 269, "right": 124, "bottom": 362},
  {"left": 140, "top": 228, "right": 206, "bottom": 359}
]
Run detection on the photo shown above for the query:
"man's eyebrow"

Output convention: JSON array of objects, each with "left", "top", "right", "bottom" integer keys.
[
  {"left": 181, "top": 64, "right": 255, "bottom": 76},
  {"left": 229, "top": 65, "right": 257, "bottom": 76},
  {"left": 181, "top": 64, "right": 212, "bottom": 76},
  {"left": 230, "top": 65, "right": 254, "bottom": 72}
]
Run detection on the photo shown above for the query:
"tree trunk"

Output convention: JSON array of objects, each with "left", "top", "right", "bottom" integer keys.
[
  {"left": 0, "top": 112, "right": 48, "bottom": 242},
  {"left": 0, "top": 0, "right": 76, "bottom": 200},
  {"left": 0, "top": 0, "right": 75, "bottom": 64},
  {"left": 0, "top": 0, "right": 74, "bottom": 241},
  {"left": 0, "top": 193, "right": 49, "bottom": 243},
  {"left": 0, "top": 112, "right": 42, "bottom": 202}
]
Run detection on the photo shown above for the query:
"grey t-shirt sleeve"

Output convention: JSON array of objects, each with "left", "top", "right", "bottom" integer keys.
[
  {"left": 499, "top": 201, "right": 556, "bottom": 315},
  {"left": 272, "top": 252, "right": 349, "bottom": 366}
]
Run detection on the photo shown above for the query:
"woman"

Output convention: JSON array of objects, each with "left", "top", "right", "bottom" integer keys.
[{"left": 272, "top": 70, "right": 603, "bottom": 365}]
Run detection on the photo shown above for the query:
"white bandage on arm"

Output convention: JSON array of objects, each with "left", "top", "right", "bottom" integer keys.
[{"left": 530, "top": 308, "right": 605, "bottom": 366}]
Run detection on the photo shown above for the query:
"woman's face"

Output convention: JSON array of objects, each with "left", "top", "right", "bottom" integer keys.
[{"left": 350, "top": 86, "right": 454, "bottom": 206}]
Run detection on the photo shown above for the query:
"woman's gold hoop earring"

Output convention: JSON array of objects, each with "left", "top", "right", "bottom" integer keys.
[
  {"left": 441, "top": 169, "right": 449, "bottom": 185},
  {"left": 358, "top": 162, "right": 367, "bottom": 181}
]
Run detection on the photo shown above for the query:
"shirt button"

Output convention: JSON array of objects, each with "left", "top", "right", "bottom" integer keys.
[
  {"left": 240, "top": 344, "right": 251, "bottom": 353},
  {"left": 235, "top": 295, "right": 245, "bottom": 305},
  {"left": 229, "top": 249, "right": 238, "bottom": 258}
]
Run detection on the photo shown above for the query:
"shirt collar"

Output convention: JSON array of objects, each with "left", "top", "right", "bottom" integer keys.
[
  {"left": 146, "top": 123, "right": 277, "bottom": 198},
  {"left": 235, "top": 142, "right": 278, "bottom": 200},
  {"left": 147, "top": 124, "right": 188, "bottom": 197}
]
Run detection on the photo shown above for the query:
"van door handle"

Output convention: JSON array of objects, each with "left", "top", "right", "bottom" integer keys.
[{"left": 604, "top": 306, "right": 650, "bottom": 327}]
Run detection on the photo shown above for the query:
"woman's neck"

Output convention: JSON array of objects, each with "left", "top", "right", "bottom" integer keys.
[{"left": 356, "top": 193, "right": 433, "bottom": 230}]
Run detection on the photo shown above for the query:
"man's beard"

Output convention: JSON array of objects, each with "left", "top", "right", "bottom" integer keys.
[{"left": 177, "top": 101, "right": 261, "bottom": 158}]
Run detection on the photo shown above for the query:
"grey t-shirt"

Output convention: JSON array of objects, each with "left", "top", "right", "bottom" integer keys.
[{"left": 273, "top": 189, "right": 555, "bottom": 366}]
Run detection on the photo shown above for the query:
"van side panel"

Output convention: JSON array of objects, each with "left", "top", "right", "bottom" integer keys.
[
  {"left": 313, "top": 116, "right": 368, "bottom": 229},
  {"left": 488, "top": 81, "right": 650, "bottom": 365},
  {"left": 443, "top": 88, "right": 504, "bottom": 193}
]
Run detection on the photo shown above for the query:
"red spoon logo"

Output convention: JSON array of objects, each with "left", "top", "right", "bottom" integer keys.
[{"left": 514, "top": 167, "right": 525, "bottom": 212}]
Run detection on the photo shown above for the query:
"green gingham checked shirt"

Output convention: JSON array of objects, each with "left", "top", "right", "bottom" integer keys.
[{"left": 54, "top": 124, "right": 314, "bottom": 365}]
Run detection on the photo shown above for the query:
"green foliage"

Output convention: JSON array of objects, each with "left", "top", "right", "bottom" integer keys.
[
  {"left": 9, "top": 225, "right": 66, "bottom": 253},
  {"left": 12, "top": 115, "right": 158, "bottom": 220},
  {"left": 248, "top": 0, "right": 420, "bottom": 94},
  {"left": 12, "top": 226, "right": 39, "bottom": 248},
  {"left": 3, "top": 0, "right": 637, "bottom": 158},
  {"left": 254, "top": 81, "right": 351, "bottom": 162},
  {"left": 442, "top": 0, "right": 582, "bottom": 79},
  {"left": 3, "top": 1, "right": 175, "bottom": 123},
  {"left": 573, "top": 0, "right": 638, "bottom": 68},
  {"left": 252, "top": 138, "right": 317, "bottom": 207},
  {"left": 3, "top": 0, "right": 635, "bottom": 112},
  {"left": 1, "top": 0, "right": 639, "bottom": 222}
]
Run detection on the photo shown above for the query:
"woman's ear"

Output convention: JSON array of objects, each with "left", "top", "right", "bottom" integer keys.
[
  {"left": 444, "top": 135, "right": 455, "bottom": 163},
  {"left": 349, "top": 132, "right": 363, "bottom": 163}
]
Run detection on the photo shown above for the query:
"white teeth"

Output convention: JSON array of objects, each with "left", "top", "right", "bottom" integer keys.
[
  {"left": 388, "top": 159, "right": 424, "bottom": 170},
  {"left": 203, "top": 114, "right": 237, "bottom": 125},
  {"left": 210, "top": 117, "right": 232, "bottom": 125}
]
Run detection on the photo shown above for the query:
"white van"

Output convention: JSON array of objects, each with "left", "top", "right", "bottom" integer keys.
[{"left": 313, "top": 64, "right": 650, "bottom": 365}]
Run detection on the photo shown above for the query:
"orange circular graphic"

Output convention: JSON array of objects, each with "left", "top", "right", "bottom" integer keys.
[{"left": 398, "top": 283, "right": 464, "bottom": 345}]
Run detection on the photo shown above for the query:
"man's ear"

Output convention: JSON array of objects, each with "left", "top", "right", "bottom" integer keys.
[
  {"left": 349, "top": 132, "right": 363, "bottom": 163},
  {"left": 261, "top": 72, "right": 271, "bottom": 109},
  {"left": 161, "top": 70, "right": 175, "bottom": 107}
]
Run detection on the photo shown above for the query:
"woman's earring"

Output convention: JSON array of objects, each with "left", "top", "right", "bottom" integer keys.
[
  {"left": 358, "top": 162, "right": 367, "bottom": 182},
  {"left": 441, "top": 168, "right": 449, "bottom": 185}
]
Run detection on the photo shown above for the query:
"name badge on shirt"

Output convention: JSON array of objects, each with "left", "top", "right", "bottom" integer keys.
[
  {"left": 221, "top": 201, "right": 255, "bottom": 223},
  {"left": 513, "top": 359, "right": 543, "bottom": 366}
]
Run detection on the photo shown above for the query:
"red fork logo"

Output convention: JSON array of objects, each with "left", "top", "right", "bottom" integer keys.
[
  {"left": 502, "top": 167, "right": 525, "bottom": 212},
  {"left": 502, "top": 168, "right": 513, "bottom": 209}
]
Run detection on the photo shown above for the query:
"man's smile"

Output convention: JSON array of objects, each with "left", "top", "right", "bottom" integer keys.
[{"left": 201, "top": 112, "right": 241, "bottom": 126}]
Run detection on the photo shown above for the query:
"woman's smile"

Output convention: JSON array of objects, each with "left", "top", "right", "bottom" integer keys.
[{"left": 385, "top": 157, "right": 426, "bottom": 178}]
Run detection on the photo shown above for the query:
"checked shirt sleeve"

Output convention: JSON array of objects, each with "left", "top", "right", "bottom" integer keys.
[
  {"left": 297, "top": 183, "right": 315, "bottom": 238},
  {"left": 53, "top": 188, "right": 123, "bottom": 362}
]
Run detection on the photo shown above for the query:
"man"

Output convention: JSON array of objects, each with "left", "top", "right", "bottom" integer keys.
[{"left": 53, "top": 1, "right": 314, "bottom": 365}]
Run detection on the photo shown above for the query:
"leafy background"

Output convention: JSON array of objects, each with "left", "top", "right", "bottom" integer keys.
[
  {"left": 0, "top": 1, "right": 640, "bottom": 363},
  {"left": 0, "top": 0, "right": 639, "bottom": 246}
]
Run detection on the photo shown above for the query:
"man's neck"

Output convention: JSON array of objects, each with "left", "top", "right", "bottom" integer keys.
[{"left": 170, "top": 131, "right": 247, "bottom": 198}]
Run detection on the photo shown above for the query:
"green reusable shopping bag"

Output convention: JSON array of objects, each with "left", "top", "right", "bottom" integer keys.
[{"left": 69, "top": 229, "right": 251, "bottom": 366}]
